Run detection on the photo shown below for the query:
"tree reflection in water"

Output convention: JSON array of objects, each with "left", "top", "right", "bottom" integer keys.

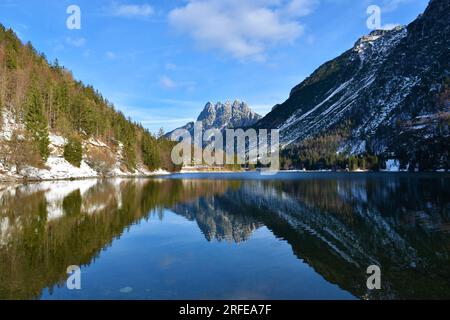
[{"left": 0, "top": 174, "right": 449, "bottom": 299}]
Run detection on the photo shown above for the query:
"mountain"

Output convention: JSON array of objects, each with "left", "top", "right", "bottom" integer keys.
[
  {"left": 255, "top": 0, "right": 449, "bottom": 171},
  {"left": 167, "top": 100, "right": 261, "bottom": 138}
]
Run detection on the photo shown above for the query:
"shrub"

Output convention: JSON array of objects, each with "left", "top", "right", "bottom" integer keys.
[
  {"left": 64, "top": 136, "right": 83, "bottom": 167},
  {"left": 85, "top": 147, "right": 115, "bottom": 176}
]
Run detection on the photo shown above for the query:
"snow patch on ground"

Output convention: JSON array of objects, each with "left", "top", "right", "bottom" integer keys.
[
  {"left": 0, "top": 108, "right": 24, "bottom": 141},
  {"left": 48, "top": 133, "right": 67, "bottom": 157},
  {"left": 49, "top": 134, "right": 66, "bottom": 147},
  {"left": 20, "top": 157, "right": 99, "bottom": 180},
  {"left": 111, "top": 142, "right": 127, "bottom": 176},
  {"left": 142, "top": 168, "right": 171, "bottom": 176},
  {"left": 1, "top": 113, "right": 172, "bottom": 181},
  {"left": 384, "top": 159, "right": 400, "bottom": 172},
  {"left": 86, "top": 137, "right": 109, "bottom": 148}
]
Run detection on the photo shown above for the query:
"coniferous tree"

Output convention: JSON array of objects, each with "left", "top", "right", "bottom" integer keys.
[
  {"left": 5, "top": 43, "right": 17, "bottom": 70},
  {"left": 64, "top": 136, "right": 83, "bottom": 167},
  {"left": 0, "top": 25, "right": 180, "bottom": 173},
  {"left": 157, "top": 127, "right": 165, "bottom": 139},
  {"left": 122, "top": 123, "right": 137, "bottom": 170},
  {"left": 141, "top": 133, "right": 161, "bottom": 171},
  {"left": 24, "top": 81, "right": 49, "bottom": 161}
]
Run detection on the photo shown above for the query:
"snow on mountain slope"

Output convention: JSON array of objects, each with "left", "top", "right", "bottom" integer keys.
[
  {"left": 274, "top": 27, "right": 409, "bottom": 144},
  {"left": 254, "top": 0, "right": 449, "bottom": 169}
]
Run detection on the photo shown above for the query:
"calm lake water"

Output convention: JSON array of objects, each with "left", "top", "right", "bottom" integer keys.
[{"left": 0, "top": 172, "right": 449, "bottom": 300}]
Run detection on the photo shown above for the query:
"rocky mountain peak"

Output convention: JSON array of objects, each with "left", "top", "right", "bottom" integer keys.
[
  {"left": 167, "top": 100, "right": 262, "bottom": 139},
  {"left": 196, "top": 100, "right": 261, "bottom": 129},
  {"left": 254, "top": 0, "right": 449, "bottom": 170}
]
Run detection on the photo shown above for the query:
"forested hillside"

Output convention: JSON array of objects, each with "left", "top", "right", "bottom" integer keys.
[{"left": 0, "top": 24, "right": 179, "bottom": 179}]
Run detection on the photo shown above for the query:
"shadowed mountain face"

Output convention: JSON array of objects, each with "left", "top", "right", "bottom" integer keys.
[
  {"left": 255, "top": 0, "right": 449, "bottom": 168},
  {"left": 1, "top": 174, "right": 449, "bottom": 299}
]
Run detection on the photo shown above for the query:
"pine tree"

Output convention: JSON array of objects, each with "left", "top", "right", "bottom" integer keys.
[
  {"left": 348, "top": 156, "right": 358, "bottom": 171},
  {"left": 122, "top": 125, "right": 137, "bottom": 170},
  {"left": 25, "top": 82, "right": 50, "bottom": 161},
  {"left": 5, "top": 43, "right": 17, "bottom": 70},
  {"left": 157, "top": 127, "right": 165, "bottom": 139},
  {"left": 0, "top": 24, "right": 180, "bottom": 173},
  {"left": 64, "top": 136, "right": 83, "bottom": 167},
  {"left": 141, "top": 133, "right": 161, "bottom": 171}
]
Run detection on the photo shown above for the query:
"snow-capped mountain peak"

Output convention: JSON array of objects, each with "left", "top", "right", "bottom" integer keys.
[{"left": 253, "top": 0, "right": 449, "bottom": 170}]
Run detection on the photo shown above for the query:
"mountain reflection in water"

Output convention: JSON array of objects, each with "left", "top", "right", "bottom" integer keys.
[{"left": 0, "top": 173, "right": 449, "bottom": 300}]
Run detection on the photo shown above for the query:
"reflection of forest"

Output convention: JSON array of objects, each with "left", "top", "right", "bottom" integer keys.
[
  {"left": 0, "top": 175, "right": 449, "bottom": 300},
  {"left": 0, "top": 179, "right": 231, "bottom": 299}
]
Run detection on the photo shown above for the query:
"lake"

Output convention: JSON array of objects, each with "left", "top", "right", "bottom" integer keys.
[{"left": 0, "top": 172, "right": 449, "bottom": 300}]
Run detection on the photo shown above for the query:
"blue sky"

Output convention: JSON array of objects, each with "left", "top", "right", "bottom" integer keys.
[{"left": 0, "top": 0, "right": 429, "bottom": 133}]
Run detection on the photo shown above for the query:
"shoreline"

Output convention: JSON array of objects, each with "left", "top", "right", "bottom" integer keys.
[
  {"left": 176, "top": 169, "right": 449, "bottom": 174},
  {"left": 0, "top": 172, "right": 172, "bottom": 184},
  {"left": 2, "top": 169, "right": 448, "bottom": 184}
]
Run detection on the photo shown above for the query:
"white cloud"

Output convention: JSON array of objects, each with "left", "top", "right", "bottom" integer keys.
[
  {"left": 169, "top": 0, "right": 318, "bottom": 60},
  {"left": 160, "top": 76, "right": 177, "bottom": 89},
  {"left": 112, "top": 3, "right": 154, "bottom": 17},
  {"left": 382, "top": 0, "right": 410, "bottom": 12},
  {"left": 65, "top": 37, "right": 86, "bottom": 47},
  {"left": 106, "top": 51, "right": 117, "bottom": 60},
  {"left": 165, "top": 62, "right": 177, "bottom": 70},
  {"left": 306, "top": 34, "right": 315, "bottom": 45},
  {"left": 0, "top": 0, "right": 17, "bottom": 8},
  {"left": 151, "top": 98, "right": 202, "bottom": 108},
  {"left": 82, "top": 49, "right": 92, "bottom": 58},
  {"left": 141, "top": 118, "right": 195, "bottom": 125},
  {"left": 284, "top": 0, "right": 319, "bottom": 17},
  {"left": 159, "top": 76, "right": 196, "bottom": 91}
]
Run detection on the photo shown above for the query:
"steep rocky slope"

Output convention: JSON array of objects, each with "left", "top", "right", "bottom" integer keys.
[
  {"left": 255, "top": 0, "right": 449, "bottom": 170},
  {"left": 168, "top": 100, "right": 261, "bottom": 138}
]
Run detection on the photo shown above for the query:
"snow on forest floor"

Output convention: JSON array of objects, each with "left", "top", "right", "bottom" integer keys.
[{"left": 0, "top": 111, "right": 171, "bottom": 181}]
